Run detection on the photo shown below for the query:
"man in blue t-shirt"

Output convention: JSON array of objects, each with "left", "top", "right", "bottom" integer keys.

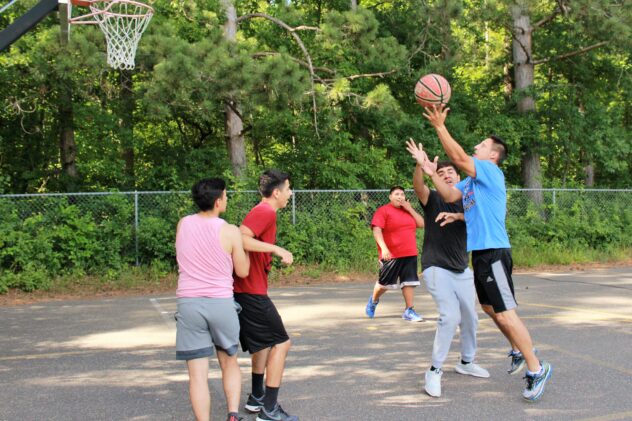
[{"left": 415, "top": 105, "right": 553, "bottom": 402}]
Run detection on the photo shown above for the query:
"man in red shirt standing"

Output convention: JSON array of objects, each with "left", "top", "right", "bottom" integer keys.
[
  {"left": 234, "top": 170, "right": 297, "bottom": 421},
  {"left": 366, "top": 186, "right": 425, "bottom": 321}
]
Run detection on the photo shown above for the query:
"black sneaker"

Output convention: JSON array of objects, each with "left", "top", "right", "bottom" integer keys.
[
  {"left": 256, "top": 403, "right": 299, "bottom": 421},
  {"left": 244, "top": 393, "right": 264, "bottom": 413},
  {"left": 226, "top": 412, "right": 243, "bottom": 421}
]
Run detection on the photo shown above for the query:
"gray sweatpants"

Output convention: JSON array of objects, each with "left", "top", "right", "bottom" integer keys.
[{"left": 423, "top": 266, "right": 478, "bottom": 368}]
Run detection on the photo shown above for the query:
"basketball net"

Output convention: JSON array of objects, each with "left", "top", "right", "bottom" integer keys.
[{"left": 69, "top": 0, "right": 154, "bottom": 70}]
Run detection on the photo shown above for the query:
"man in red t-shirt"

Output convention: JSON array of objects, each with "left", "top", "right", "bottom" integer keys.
[
  {"left": 365, "top": 186, "right": 425, "bottom": 322},
  {"left": 234, "top": 170, "right": 298, "bottom": 421}
]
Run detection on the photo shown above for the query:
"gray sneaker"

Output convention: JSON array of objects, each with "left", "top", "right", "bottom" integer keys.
[
  {"left": 424, "top": 368, "right": 443, "bottom": 397},
  {"left": 256, "top": 403, "right": 299, "bottom": 421},
  {"left": 455, "top": 362, "right": 490, "bottom": 378},
  {"left": 522, "top": 361, "right": 553, "bottom": 401}
]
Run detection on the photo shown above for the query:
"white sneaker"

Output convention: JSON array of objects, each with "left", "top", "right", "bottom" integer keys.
[
  {"left": 424, "top": 368, "right": 442, "bottom": 397},
  {"left": 454, "top": 362, "right": 490, "bottom": 378}
]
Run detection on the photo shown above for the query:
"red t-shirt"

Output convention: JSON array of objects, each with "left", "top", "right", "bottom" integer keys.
[
  {"left": 371, "top": 204, "right": 418, "bottom": 259},
  {"left": 234, "top": 202, "right": 277, "bottom": 295}
]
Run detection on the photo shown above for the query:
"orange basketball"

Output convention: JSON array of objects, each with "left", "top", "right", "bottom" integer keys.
[{"left": 414, "top": 74, "right": 451, "bottom": 107}]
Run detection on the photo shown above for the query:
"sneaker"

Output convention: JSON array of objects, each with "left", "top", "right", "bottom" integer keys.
[
  {"left": 365, "top": 296, "right": 378, "bottom": 318},
  {"left": 522, "top": 361, "right": 553, "bottom": 401},
  {"left": 402, "top": 307, "right": 423, "bottom": 322},
  {"left": 508, "top": 348, "right": 538, "bottom": 375},
  {"left": 244, "top": 393, "right": 264, "bottom": 413},
  {"left": 424, "top": 368, "right": 443, "bottom": 397},
  {"left": 227, "top": 413, "right": 243, "bottom": 421},
  {"left": 256, "top": 403, "right": 299, "bottom": 421},
  {"left": 454, "top": 362, "right": 490, "bottom": 378}
]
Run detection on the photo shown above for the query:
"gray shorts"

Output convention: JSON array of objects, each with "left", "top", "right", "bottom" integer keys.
[{"left": 175, "top": 297, "right": 241, "bottom": 360}]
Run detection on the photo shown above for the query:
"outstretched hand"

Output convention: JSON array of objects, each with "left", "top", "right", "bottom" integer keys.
[
  {"left": 422, "top": 104, "right": 450, "bottom": 129},
  {"left": 406, "top": 138, "right": 426, "bottom": 166},
  {"left": 406, "top": 139, "right": 438, "bottom": 176}
]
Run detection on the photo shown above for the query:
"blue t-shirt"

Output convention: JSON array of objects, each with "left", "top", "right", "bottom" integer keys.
[{"left": 455, "top": 158, "right": 511, "bottom": 251}]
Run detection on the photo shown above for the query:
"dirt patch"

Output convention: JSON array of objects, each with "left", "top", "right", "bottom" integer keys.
[{"left": 514, "top": 258, "right": 632, "bottom": 274}]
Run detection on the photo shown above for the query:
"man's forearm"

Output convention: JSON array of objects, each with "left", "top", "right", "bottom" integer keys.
[
  {"left": 242, "top": 235, "right": 277, "bottom": 253},
  {"left": 430, "top": 172, "right": 462, "bottom": 203},
  {"left": 435, "top": 125, "right": 469, "bottom": 165}
]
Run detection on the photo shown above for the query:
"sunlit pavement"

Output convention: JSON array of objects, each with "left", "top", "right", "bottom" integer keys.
[{"left": 1, "top": 267, "right": 631, "bottom": 421}]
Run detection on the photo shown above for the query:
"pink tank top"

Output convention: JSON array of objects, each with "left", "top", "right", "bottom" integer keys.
[{"left": 176, "top": 214, "right": 234, "bottom": 298}]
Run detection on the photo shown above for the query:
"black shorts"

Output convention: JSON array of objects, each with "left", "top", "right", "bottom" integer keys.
[
  {"left": 234, "top": 293, "right": 290, "bottom": 354},
  {"left": 471, "top": 248, "right": 517, "bottom": 313},
  {"left": 377, "top": 255, "right": 420, "bottom": 289}
]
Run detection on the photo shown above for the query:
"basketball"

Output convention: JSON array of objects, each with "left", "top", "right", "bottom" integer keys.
[{"left": 414, "top": 74, "right": 451, "bottom": 107}]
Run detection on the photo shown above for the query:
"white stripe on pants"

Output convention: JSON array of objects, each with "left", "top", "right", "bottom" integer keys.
[{"left": 423, "top": 266, "right": 478, "bottom": 368}]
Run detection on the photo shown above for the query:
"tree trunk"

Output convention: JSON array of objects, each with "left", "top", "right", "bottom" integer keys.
[
  {"left": 350, "top": 0, "right": 357, "bottom": 11},
  {"left": 119, "top": 69, "right": 135, "bottom": 188},
  {"left": 511, "top": 2, "right": 543, "bottom": 206},
  {"left": 221, "top": 0, "right": 246, "bottom": 178},
  {"left": 57, "top": 22, "right": 78, "bottom": 192},
  {"left": 584, "top": 163, "right": 594, "bottom": 187},
  {"left": 58, "top": 89, "right": 78, "bottom": 191}
]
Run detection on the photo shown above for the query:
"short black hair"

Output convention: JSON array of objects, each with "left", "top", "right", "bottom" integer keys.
[
  {"left": 389, "top": 185, "right": 405, "bottom": 194},
  {"left": 259, "top": 169, "right": 290, "bottom": 198},
  {"left": 436, "top": 161, "right": 458, "bottom": 172},
  {"left": 192, "top": 178, "right": 226, "bottom": 211},
  {"left": 490, "top": 135, "right": 508, "bottom": 164}
]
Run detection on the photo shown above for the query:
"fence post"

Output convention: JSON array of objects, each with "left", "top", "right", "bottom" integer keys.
[
  {"left": 292, "top": 191, "right": 296, "bottom": 225},
  {"left": 552, "top": 189, "right": 556, "bottom": 207},
  {"left": 134, "top": 191, "right": 139, "bottom": 266}
]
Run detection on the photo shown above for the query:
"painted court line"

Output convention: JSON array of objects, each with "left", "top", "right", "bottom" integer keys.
[{"left": 150, "top": 297, "right": 176, "bottom": 329}]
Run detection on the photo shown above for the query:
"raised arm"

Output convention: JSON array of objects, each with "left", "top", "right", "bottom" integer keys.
[
  {"left": 240, "top": 225, "right": 294, "bottom": 265},
  {"left": 406, "top": 139, "right": 430, "bottom": 206},
  {"left": 411, "top": 141, "right": 463, "bottom": 204},
  {"left": 423, "top": 105, "right": 476, "bottom": 178}
]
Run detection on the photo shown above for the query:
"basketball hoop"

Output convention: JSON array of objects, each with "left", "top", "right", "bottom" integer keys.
[{"left": 68, "top": 0, "right": 154, "bottom": 70}]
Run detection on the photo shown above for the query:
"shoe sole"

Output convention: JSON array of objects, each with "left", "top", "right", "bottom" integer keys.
[
  {"left": 245, "top": 404, "right": 262, "bottom": 413},
  {"left": 454, "top": 365, "right": 490, "bottom": 378},
  {"left": 523, "top": 365, "right": 553, "bottom": 402},
  {"left": 402, "top": 316, "right": 423, "bottom": 322},
  {"left": 424, "top": 387, "right": 441, "bottom": 398}
]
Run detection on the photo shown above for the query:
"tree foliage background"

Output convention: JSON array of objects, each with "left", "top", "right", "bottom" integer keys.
[{"left": 1, "top": 0, "right": 630, "bottom": 193}]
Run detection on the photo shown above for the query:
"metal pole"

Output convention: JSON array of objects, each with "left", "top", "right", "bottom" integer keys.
[
  {"left": 134, "top": 191, "right": 139, "bottom": 266},
  {"left": 552, "top": 189, "right": 556, "bottom": 207},
  {"left": 292, "top": 192, "right": 296, "bottom": 225}
]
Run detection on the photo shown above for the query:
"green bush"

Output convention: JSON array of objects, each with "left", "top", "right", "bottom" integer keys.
[{"left": 1, "top": 190, "right": 631, "bottom": 293}]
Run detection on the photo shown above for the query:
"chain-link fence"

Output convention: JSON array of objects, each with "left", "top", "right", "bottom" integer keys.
[{"left": 1, "top": 188, "right": 631, "bottom": 270}]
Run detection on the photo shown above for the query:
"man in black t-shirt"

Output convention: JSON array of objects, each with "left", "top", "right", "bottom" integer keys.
[{"left": 407, "top": 139, "right": 490, "bottom": 398}]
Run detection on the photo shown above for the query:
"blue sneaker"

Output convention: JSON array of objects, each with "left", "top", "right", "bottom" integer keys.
[
  {"left": 522, "top": 361, "right": 553, "bottom": 401},
  {"left": 365, "top": 297, "right": 378, "bottom": 318},
  {"left": 508, "top": 348, "right": 538, "bottom": 375},
  {"left": 402, "top": 307, "right": 423, "bottom": 322}
]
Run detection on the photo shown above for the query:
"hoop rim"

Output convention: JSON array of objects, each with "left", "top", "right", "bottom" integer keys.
[{"left": 68, "top": 0, "right": 154, "bottom": 25}]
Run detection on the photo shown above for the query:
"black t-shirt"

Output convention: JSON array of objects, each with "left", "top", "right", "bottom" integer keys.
[{"left": 420, "top": 190, "right": 468, "bottom": 272}]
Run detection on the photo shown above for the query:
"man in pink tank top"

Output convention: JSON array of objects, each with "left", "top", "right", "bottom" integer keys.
[{"left": 175, "top": 178, "right": 249, "bottom": 421}]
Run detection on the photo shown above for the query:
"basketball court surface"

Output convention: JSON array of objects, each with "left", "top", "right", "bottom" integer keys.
[{"left": 1, "top": 266, "right": 631, "bottom": 420}]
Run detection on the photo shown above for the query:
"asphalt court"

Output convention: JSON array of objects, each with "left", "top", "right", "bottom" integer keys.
[{"left": 1, "top": 267, "right": 631, "bottom": 420}]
